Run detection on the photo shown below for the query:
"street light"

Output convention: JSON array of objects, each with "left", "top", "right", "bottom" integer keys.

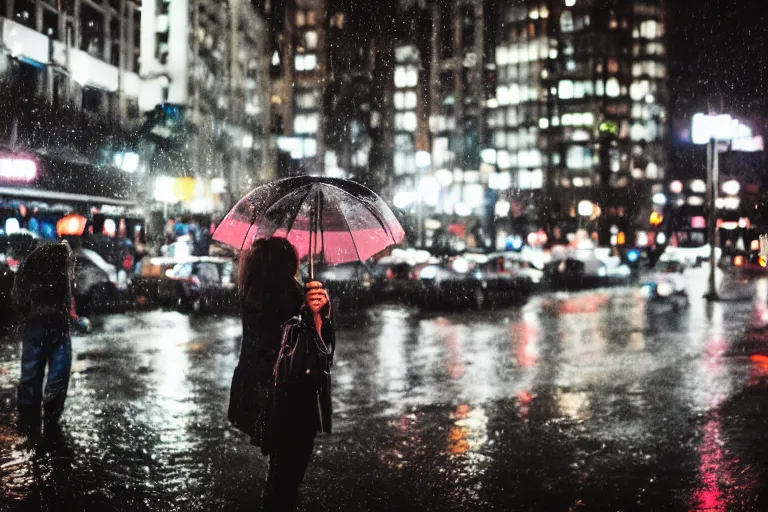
[
  {"left": 578, "top": 200, "right": 594, "bottom": 217},
  {"left": 691, "top": 112, "right": 738, "bottom": 301}
]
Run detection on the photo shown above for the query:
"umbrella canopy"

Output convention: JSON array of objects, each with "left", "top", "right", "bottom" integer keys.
[{"left": 213, "top": 177, "right": 405, "bottom": 271}]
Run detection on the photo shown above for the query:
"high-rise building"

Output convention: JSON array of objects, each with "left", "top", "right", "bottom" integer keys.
[
  {"left": 139, "top": 0, "right": 270, "bottom": 212},
  {"left": 492, "top": 0, "right": 668, "bottom": 242},
  {"left": 265, "top": 0, "right": 326, "bottom": 177}
]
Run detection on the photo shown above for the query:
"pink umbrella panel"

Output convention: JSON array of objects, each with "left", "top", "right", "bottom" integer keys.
[{"left": 213, "top": 179, "right": 405, "bottom": 265}]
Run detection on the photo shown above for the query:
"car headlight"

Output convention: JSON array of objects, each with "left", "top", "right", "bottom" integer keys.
[
  {"left": 657, "top": 281, "right": 673, "bottom": 297},
  {"left": 419, "top": 266, "right": 439, "bottom": 280},
  {"left": 641, "top": 284, "right": 654, "bottom": 297}
]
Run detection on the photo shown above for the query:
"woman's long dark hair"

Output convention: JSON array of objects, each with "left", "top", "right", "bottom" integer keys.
[{"left": 239, "top": 237, "right": 299, "bottom": 315}]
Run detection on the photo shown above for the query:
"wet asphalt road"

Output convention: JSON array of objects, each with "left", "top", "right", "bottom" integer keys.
[{"left": 3, "top": 268, "right": 768, "bottom": 511}]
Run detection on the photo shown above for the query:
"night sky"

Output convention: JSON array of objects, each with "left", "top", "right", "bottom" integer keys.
[{"left": 668, "top": 0, "right": 767, "bottom": 120}]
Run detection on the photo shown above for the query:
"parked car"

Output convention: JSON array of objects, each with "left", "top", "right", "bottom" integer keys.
[
  {"left": 74, "top": 248, "right": 124, "bottom": 315},
  {"left": 721, "top": 250, "right": 768, "bottom": 275},
  {"left": 465, "top": 253, "right": 534, "bottom": 307},
  {"left": 159, "top": 257, "right": 238, "bottom": 314},
  {"left": 312, "top": 261, "right": 376, "bottom": 315},
  {"left": 544, "top": 248, "right": 631, "bottom": 289},
  {"left": 133, "top": 256, "right": 181, "bottom": 309},
  {"left": 414, "top": 258, "right": 484, "bottom": 310},
  {"left": 641, "top": 260, "right": 689, "bottom": 310},
  {"left": 371, "top": 259, "right": 419, "bottom": 303}
]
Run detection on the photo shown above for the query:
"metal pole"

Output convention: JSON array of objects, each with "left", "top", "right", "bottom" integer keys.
[
  {"left": 416, "top": 199, "right": 424, "bottom": 248},
  {"left": 706, "top": 138, "right": 719, "bottom": 300}
]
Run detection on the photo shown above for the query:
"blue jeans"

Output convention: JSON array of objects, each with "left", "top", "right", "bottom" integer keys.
[{"left": 17, "top": 327, "right": 72, "bottom": 426}]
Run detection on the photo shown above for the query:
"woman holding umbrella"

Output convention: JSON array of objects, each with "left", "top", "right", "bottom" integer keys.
[
  {"left": 221, "top": 177, "right": 404, "bottom": 510},
  {"left": 229, "top": 237, "right": 333, "bottom": 511}
]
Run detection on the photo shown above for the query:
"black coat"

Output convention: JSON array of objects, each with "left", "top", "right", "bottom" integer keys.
[{"left": 228, "top": 280, "right": 336, "bottom": 454}]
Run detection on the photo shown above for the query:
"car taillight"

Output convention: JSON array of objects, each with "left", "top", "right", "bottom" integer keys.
[
  {"left": 734, "top": 255, "right": 744, "bottom": 267},
  {"left": 385, "top": 269, "right": 394, "bottom": 280}
]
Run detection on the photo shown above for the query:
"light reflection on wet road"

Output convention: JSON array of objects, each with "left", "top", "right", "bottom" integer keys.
[{"left": 2, "top": 268, "right": 768, "bottom": 511}]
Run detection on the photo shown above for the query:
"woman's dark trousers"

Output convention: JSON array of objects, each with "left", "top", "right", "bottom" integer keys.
[{"left": 263, "top": 437, "right": 315, "bottom": 511}]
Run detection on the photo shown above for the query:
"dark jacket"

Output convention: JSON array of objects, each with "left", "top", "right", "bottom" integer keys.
[
  {"left": 228, "top": 280, "right": 304, "bottom": 441},
  {"left": 13, "top": 244, "right": 73, "bottom": 331}
]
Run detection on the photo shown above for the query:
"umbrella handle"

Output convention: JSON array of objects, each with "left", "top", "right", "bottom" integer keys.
[{"left": 309, "top": 188, "right": 318, "bottom": 281}]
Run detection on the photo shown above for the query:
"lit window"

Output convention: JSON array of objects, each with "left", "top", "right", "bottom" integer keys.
[
  {"left": 630, "top": 123, "right": 648, "bottom": 141},
  {"left": 296, "top": 91, "right": 318, "bottom": 109},
  {"left": 560, "top": 11, "right": 574, "bottom": 32},
  {"left": 608, "top": 59, "right": 618, "bottom": 73},
  {"left": 304, "top": 31, "right": 318, "bottom": 49},
  {"left": 606, "top": 78, "right": 620, "bottom": 97},
  {"left": 295, "top": 54, "right": 317, "bottom": 72},
  {"left": 395, "top": 67, "right": 417, "bottom": 88},
  {"left": 304, "top": 138, "right": 317, "bottom": 157},
  {"left": 549, "top": 48, "right": 558, "bottom": 59},
  {"left": 539, "top": 118, "right": 549, "bottom": 129},
  {"left": 294, "top": 114, "right": 319, "bottom": 134},
  {"left": 405, "top": 91, "right": 417, "bottom": 109},
  {"left": 566, "top": 145, "right": 592, "bottom": 170},
  {"left": 558, "top": 80, "right": 574, "bottom": 99},
  {"left": 565, "top": 0, "right": 576, "bottom": 7},
  {"left": 531, "top": 169, "right": 544, "bottom": 189},
  {"left": 395, "top": 45, "right": 419, "bottom": 63},
  {"left": 630, "top": 81, "right": 649, "bottom": 101},
  {"left": 506, "top": 108, "right": 518, "bottom": 127},
  {"left": 394, "top": 67, "right": 406, "bottom": 88},
  {"left": 509, "top": 45, "right": 520, "bottom": 64},
  {"left": 572, "top": 129, "right": 590, "bottom": 142},
  {"left": 296, "top": 11, "right": 306, "bottom": 26},
  {"left": 306, "top": 10, "right": 317, "bottom": 26},
  {"left": 639, "top": 20, "right": 660, "bottom": 39},
  {"left": 574, "top": 81, "right": 585, "bottom": 99},
  {"left": 507, "top": 132, "right": 519, "bottom": 150},
  {"left": 394, "top": 92, "right": 405, "bottom": 110},
  {"left": 518, "top": 149, "right": 542, "bottom": 168},
  {"left": 596, "top": 80, "right": 604, "bottom": 96},
  {"left": 497, "top": 86, "right": 510, "bottom": 106},
  {"left": 496, "top": 46, "right": 509, "bottom": 65},
  {"left": 305, "top": 54, "right": 317, "bottom": 70},
  {"left": 566, "top": 59, "right": 576, "bottom": 71},
  {"left": 494, "top": 131, "right": 506, "bottom": 148},
  {"left": 407, "top": 68, "right": 418, "bottom": 87},
  {"left": 519, "top": 170, "right": 532, "bottom": 189},
  {"left": 528, "top": 42, "right": 538, "bottom": 62},
  {"left": 395, "top": 112, "right": 418, "bottom": 132}
]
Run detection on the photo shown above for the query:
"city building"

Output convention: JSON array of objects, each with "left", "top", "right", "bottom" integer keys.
[
  {"left": 263, "top": 0, "right": 326, "bottom": 177},
  {"left": 492, "top": 0, "right": 669, "bottom": 245},
  {"left": 1, "top": 0, "right": 142, "bottom": 124},
  {"left": 387, "top": 0, "right": 493, "bottom": 248},
  {"left": 139, "top": 0, "right": 271, "bottom": 215}
]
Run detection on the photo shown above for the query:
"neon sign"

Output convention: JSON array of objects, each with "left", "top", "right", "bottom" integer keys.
[{"left": 0, "top": 158, "right": 37, "bottom": 181}]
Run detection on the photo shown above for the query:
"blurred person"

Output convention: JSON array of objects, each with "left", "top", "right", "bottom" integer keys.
[
  {"left": 164, "top": 218, "right": 176, "bottom": 246},
  {"left": 13, "top": 241, "right": 76, "bottom": 445},
  {"left": 228, "top": 238, "right": 334, "bottom": 511}
]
